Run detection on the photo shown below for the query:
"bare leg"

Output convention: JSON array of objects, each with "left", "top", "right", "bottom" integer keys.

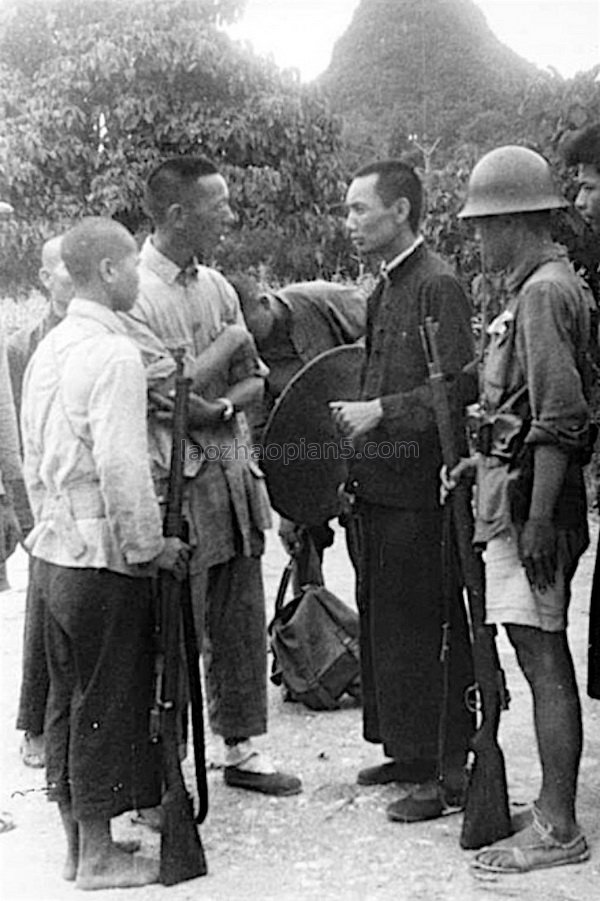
[
  {"left": 58, "top": 805, "right": 141, "bottom": 882},
  {"left": 75, "top": 817, "right": 158, "bottom": 890},
  {"left": 474, "top": 625, "right": 585, "bottom": 872},
  {"left": 58, "top": 802, "right": 79, "bottom": 882},
  {"left": 506, "top": 625, "right": 582, "bottom": 840}
]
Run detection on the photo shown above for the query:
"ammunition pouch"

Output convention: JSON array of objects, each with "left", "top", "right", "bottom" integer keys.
[
  {"left": 466, "top": 404, "right": 528, "bottom": 464},
  {"left": 467, "top": 404, "right": 532, "bottom": 527}
]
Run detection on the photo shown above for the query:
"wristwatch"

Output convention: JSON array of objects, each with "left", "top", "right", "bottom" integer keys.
[{"left": 218, "top": 397, "right": 235, "bottom": 422}]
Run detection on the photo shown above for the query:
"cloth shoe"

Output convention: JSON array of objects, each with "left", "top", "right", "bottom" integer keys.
[
  {"left": 357, "top": 759, "right": 435, "bottom": 786},
  {"left": 223, "top": 741, "right": 302, "bottom": 796},
  {"left": 386, "top": 778, "right": 465, "bottom": 822}
]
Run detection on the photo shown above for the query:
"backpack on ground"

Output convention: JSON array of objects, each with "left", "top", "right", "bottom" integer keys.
[{"left": 268, "top": 559, "right": 361, "bottom": 711}]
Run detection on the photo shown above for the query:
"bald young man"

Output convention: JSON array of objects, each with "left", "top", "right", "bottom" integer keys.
[{"left": 21, "top": 217, "right": 188, "bottom": 890}]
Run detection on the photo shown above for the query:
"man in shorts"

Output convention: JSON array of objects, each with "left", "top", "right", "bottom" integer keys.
[{"left": 457, "top": 145, "right": 592, "bottom": 873}]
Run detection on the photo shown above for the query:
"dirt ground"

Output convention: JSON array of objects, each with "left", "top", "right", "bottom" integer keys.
[{"left": 1, "top": 520, "right": 599, "bottom": 901}]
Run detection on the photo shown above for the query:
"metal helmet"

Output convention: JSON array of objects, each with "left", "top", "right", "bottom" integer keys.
[{"left": 458, "top": 145, "right": 568, "bottom": 219}]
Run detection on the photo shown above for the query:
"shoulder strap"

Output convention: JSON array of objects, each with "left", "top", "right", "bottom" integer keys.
[{"left": 274, "top": 559, "right": 294, "bottom": 614}]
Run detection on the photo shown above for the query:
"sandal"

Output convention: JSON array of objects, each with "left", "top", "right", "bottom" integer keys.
[{"left": 472, "top": 805, "right": 589, "bottom": 873}]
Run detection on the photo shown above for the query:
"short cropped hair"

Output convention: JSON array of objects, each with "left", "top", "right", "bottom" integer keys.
[
  {"left": 144, "top": 156, "right": 220, "bottom": 224},
  {"left": 61, "top": 217, "right": 135, "bottom": 285},
  {"left": 352, "top": 159, "right": 423, "bottom": 232},
  {"left": 562, "top": 123, "right": 600, "bottom": 171},
  {"left": 227, "top": 272, "right": 261, "bottom": 311}
]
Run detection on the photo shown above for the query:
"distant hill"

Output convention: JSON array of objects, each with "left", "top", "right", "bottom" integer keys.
[{"left": 318, "top": 0, "right": 546, "bottom": 160}]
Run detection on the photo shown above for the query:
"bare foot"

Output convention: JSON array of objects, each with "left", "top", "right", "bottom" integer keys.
[
  {"left": 63, "top": 855, "right": 78, "bottom": 883},
  {"left": 131, "top": 806, "right": 163, "bottom": 832},
  {"left": 76, "top": 847, "right": 158, "bottom": 890},
  {"left": 63, "top": 839, "right": 141, "bottom": 882},
  {"left": 510, "top": 805, "right": 534, "bottom": 834}
]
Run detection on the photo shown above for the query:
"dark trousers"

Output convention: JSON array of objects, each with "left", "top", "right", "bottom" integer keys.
[
  {"left": 196, "top": 553, "right": 268, "bottom": 739},
  {"left": 44, "top": 563, "right": 161, "bottom": 821},
  {"left": 356, "top": 503, "right": 474, "bottom": 763},
  {"left": 16, "top": 556, "right": 49, "bottom": 735},
  {"left": 589, "top": 532, "right": 600, "bottom": 699}
]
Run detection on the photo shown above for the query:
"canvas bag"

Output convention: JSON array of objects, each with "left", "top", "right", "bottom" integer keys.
[{"left": 268, "top": 557, "right": 361, "bottom": 711}]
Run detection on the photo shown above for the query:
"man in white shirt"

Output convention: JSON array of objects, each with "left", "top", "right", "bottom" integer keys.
[{"left": 22, "top": 217, "right": 188, "bottom": 890}]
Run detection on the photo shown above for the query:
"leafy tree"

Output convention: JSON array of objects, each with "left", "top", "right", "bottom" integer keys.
[{"left": 0, "top": 0, "right": 350, "bottom": 296}]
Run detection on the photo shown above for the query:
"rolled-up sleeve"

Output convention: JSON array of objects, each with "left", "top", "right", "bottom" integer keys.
[{"left": 517, "top": 281, "right": 589, "bottom": 451}]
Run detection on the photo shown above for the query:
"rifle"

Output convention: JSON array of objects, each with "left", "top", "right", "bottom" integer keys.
[
  {"left": 419, "top": 317, "right": 511, "bottom": 851},
  {"left": 153, "top": 348, "right": 208, "bottom": 885},
  {"left": 181, "top": 574, "right": 209, "bottom": 823}
]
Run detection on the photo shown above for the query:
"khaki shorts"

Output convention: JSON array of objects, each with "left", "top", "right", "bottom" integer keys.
[{"left": 483, "top": 528, "right": 586, "bottom": 632}]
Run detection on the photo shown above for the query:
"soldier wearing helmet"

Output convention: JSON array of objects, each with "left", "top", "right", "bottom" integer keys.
[{"left": 454, "top": 145, "right": 592, "bottom": 873}]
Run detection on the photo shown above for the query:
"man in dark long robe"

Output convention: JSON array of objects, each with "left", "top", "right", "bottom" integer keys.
[{"left": 331, "top": 159, "right": 475, "bottom": 822}]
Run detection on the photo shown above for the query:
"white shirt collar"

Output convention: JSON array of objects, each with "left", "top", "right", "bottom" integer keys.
[{"left": 381, "top": 235, "right": 424, "bottom": 279}]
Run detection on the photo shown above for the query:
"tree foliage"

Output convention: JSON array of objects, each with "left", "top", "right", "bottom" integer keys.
[
  {"left": 0, "top": 0, "right": 349, "bottom": 296},
  {"left": 2, "top": 0, "right": 599, "bottom": 301},
  {"left": 320, "top": 0, "right": 540, "bottom": 164},
  {"left": 422, "top": 65, "right": 600, "bottom": 298},
  {"left": 320, "top": 0, "right": 600, "bottom": 296}
]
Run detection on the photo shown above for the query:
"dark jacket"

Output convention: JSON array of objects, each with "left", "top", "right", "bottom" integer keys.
[{"left": 348, "top": 243, "right": 475, "bottom": 509}]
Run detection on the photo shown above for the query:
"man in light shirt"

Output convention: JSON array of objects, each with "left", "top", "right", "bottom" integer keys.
[
  {"left": 21, "top": 217, "right": 188, "bottom": 889},
  {"left": 122, "top": 156, "right": 301, "bottom": 796}
]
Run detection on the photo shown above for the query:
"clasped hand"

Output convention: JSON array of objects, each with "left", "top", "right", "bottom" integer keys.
[
  {"left": 155, "top": 536, "right": 190, "bottom": 581},
  {"left": 149, "top": 389, "right": 226, "bottom": 427},
  {"left": 329, "top": 399, "right": 383, "bottom": 440}
]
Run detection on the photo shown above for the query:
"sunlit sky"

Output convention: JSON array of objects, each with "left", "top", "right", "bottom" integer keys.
[{"left": 226, "top": 0, "right": 600, "bottom": 82}]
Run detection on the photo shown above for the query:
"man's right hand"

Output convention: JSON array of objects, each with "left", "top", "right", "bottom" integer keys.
[
  {"left": 440, "top": 455, "right": 478, "bottom": 504},
  {"left": 155, "top": 537, "right": 190, "bottom": 581}
]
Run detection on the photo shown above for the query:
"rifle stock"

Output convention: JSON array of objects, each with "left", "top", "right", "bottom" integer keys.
[
  {"left": 156, "top": 349, "right": 207, "bottom": 885},
  {"left": 420, "top": 318, "right": 511, "bottom": 851}
]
